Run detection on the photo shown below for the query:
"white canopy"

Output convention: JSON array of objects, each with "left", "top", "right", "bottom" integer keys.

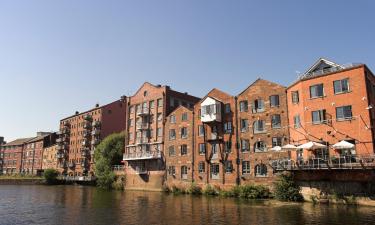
[
  {"left": 270, "top": 146, "right": 282, "bottom": 151},
  {"left": 281, "top": 144, "right": 298, "bottom": 150},
  {"left": 297, "top": 141, "right": 326, "bottom": 150},
  {"left": 332, "top": 140, "right": 355, "bottom": 149}
]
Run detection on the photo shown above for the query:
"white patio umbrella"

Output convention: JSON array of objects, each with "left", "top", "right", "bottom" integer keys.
[
  {"left": 281, "top": 144, "right": 298, "bottom": 150},
  {"left": 270, "top": 146, "right": 282, "bottom": 151},
  {"left": 332, "top": 140, "right": 354, "bottom": 149},
  {"left": 297, "top": 141, "right": 326, "bottom": 150}
]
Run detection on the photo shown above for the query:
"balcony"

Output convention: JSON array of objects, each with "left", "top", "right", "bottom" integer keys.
[
  {"left": 68, "top": 162, "right": 75, "bottom": 168},
  {"left": 59, "top": 162, "right": 67, "bottom": 168},
  {"left": 207, "top": 133, "right": 223, "bottom": 142},
  {"left": 81, "top": 160, "right": 88, "bottom": 167},
  {"left": 91, "top": 129, "right": 100, "bottom": 136},
  {"left": 136, "top": 122, "right": 148, "bottom": 130},
  {"left": 123, "top": 150, "right": 162, "bottom": 161},
  {"left": 84, "top": 114, "right": 92, "bottom": 121},
  {"left": 63, "top": 121, "right": 70, "bottom": 127},
  {"left": 61, "top": 127, "right": 70, "bottom": 134},
  {"left": 81, "top": 149, "right": 90, "bottom": 157},
  {"left": 135, "top": 166, "right": 148, "bottom": 174},
  {"left": 83, "top": 131, "right": 91, "bottom": 138},
  {"left": 136, "top": 138, "right": 148, "bottom": 145},
  {"left": 136, "top": 107, "right": 150, "bottom": 117},
  {"left": 92, "top": 121, "right": 101, "bottom": 128},
  {"left": 82, "top": 140, "right": 90, "bottom": 147},
  {"left": 56, "top": 144, "right": 68, "bottom": 151},
  {"left": 56, "top": 153, "right": 65, "bottom": 159},
  {"left": 200, "top": 98, "right": 222, "bottom": 123},
  {"left": 91, "top": 139, "right": 100, "bottom": 145},
  {"left": 83, "top": 122, "right": 92, "bottom": 129}
]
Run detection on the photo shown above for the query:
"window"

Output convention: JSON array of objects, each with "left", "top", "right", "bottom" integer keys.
[
  {"left": 211, "top": 143, "right": 219, "bottom": 158},
  {"left": 157, "top": 128, "right": 163, "bottom": 137},
  {"left": 201, "top": 104, "right": 217, "bottom": 116},
  {"left": 180, "top": 145, "right": 188, "bottom": 155},
  {"left": 239, "top": 101, "right": 248, "bottom": 112},
  {"left": 272, "top": 137, "right": 282, "bottom": 147},
  {"left": 170, "top": 115, "right": 176, "bottom": 124},
  {"left": 181, "top": 166, "right": 188, "bottom": 179},
  {"left": 182, "top": 112, "right": 188, "bottom": 121},
  {"left": 198, "top": 125, "right": 204, "bottom": 136},
  {"left": 242, "top": 161, "right": 250, "bottom": 174},
  {"left": 312, "top": 110, "right": 326, "bottom": 124},
  {"left": 241, "top": 139, "right": 250, "bottom": 152},
  {"left": 157, "top": 98, "right": 163, "bottom": 107},
  {"left": 169, "top": 129, "right": 176, "bottom": 140},
  {"left": 168, "top": 166, "right": 176, "bottom": 176},
  {"left": 292, "top": 91, "right": 299, "bottom": 104},
  {"left": 269, "top": 95, "right": 280, "bottom": 107},
  {"left": 294, "top": 115, "right": 301, "bottom": 128},
  {"left": 310, "top": 84, "right": 324, "bottom": 98},
  {"left": 157, "top": 113, "right": 163, "bottom": 121},
  {"left": 334, "top": 79, "right": 349, "bottom": 94},
  {"left": 271, "top": 114, "right": 281, "bottom": 128},
  {"left": 150, "top": 100, "right": 155, "bottom": 109},
  {"left": 210, "top": 163, "right": 220, "bottom": 179},
  {"left": 224, "top": 122, "right": 232, "bottom": 133},
  {"left": 254, "top": 141, "right": 266, "bottom": 152},
  {"left": 129, "top": 106, "right": 134, "bottom": 113},
  {"left": 173, "top": 99, "right": 179, "bottom": 107},
  {"left": 253, "top": 120, "right": 266, "bottom": 133},
  {"left": 168, "top": 146, "right": 175, "bottom": 156},
  {"left": 224, "top": 103, "right": 231, "bottom": 114},
  {"left": 255, "top": 164, "right": 267, "bottom": 177},
  {"left": 224, "top": 141, "right": 232, "bottom": 153},
  {"left": 336, "top": 105, "right": 352, "bottom": 121},
  {"left": 181, "top": 127, "right": 188, "bottom": 139},
  {"left": 252, "top": 99, "right": 265, "bottom": 113},
  {"left": 240, "top": 119, "right": 248, "bottom": 132},
  {"left": 225, "top": 161, "right": 233, "bottom": 173},
  {"left": 129, "top": 132, "right": 133, "bottom": 140},
  {"left": 199, "top": 143, "right": 206, "bottom": 155},
  {"left": 198, "top": 162, "right": 205, "bottom": 173}
]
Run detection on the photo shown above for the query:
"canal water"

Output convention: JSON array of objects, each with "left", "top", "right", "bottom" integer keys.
[{"left": 0, "top": 185, "right": 375, "bottom": 225}]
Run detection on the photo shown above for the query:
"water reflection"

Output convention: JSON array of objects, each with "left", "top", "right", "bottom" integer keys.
[{"left": 0, "top": 185, "right": 375, "bottom": 225}]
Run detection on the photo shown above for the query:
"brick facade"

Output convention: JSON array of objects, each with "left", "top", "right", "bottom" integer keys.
[{"left": 42, "top": 144, "right": 58, "bottom": 170}]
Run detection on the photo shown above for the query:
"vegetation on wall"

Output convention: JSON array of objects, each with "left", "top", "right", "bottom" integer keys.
[{"left": 94, "top": 132, "right": 125, "bottom": 189}]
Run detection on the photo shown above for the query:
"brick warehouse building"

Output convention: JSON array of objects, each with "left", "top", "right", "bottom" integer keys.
[
  {"left": 286, "top": 58, "right": 375, "bottom": 165},
  {"left": 123, "top": 82, "right": 200, "bottom": 190},
  {"left": 0, "top": 136, "right": 5, "bottom": 173},
  {"left": 57, "top": 98, "right": 127, "bottom": 177},
  {"left": 22, "top": 132, "right": 57, "bottom": 175},
  {"left": 1, "top": 137, "right": 35, "bottom": 174}
]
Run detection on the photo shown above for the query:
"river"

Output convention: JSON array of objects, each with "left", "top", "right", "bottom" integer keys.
[{"left": 0, "top": 185, "right": 375, "bottom": 225}]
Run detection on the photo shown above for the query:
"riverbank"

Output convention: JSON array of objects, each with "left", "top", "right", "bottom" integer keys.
[{"left": 0, "top": 175, "right": 44, "bottom": 185}]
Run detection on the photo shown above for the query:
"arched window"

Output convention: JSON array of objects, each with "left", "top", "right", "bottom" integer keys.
[
  {"left": 253, "top": 120, "right": 266, "bottom": 134},
  {"left": 254, "top": 141, "right": 266, "bottom": 152},
  {"left": 255, "top": 164, "right": 267, "bottom": 177}
]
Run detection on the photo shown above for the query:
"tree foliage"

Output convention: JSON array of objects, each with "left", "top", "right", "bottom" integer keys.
[
  {"left": 94, "top": 132, "right": 125, "bottom": 189},
  {"left": 44, "top": 168, "right": 59, "bottom": 184},
  {"left": 274, "top": 173, "right": 304, "bottom": 202}
]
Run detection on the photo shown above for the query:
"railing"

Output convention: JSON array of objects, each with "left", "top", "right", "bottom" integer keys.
[
  {"left": 92, "top": 129, "right": 100, "bottom": 135},
  {"left": 136, "top": 122, "right": 148, "bottom": 130},
  {"left": 299, "top": 63, "right": 361, "bottom": 80},
  {"left": 136, "top": 107, "right": 150, "bottom": 116},
  {"left": 59, "top": 176, "right": 96, "bottom": 182},
  {"left": 270, "top": 154, "right": 375, "bottom": 171},
  {"left": 123, "top": 150, "right": 162, "bottom": 160},
  {"left": 112, "top": 165, "right": 124, "bottom": 171}
]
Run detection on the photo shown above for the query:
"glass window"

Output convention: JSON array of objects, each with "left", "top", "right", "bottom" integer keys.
[
  {"left": 225, "top": 161, "right": 233, "bottom": 173},
  {"left": 292, "top": 91, "right": 299, "bottom": 104},
  {"left": 199, "top": 143, "right": 206, "bottom": 155},
  {"left": 157, "top": 98, "right": 163, "bottom": 107},
  {"left": 336, "top": 105, "right": 352, "bottom": 120},
  {"left": 157, "top": 128, "right": 163, "bottom": 137},
  {"left": 334, "top": 79, "right": 349, "bottom": 94},
  {"left": 241, "top": 119, "right": 248, "bottom": 132},
  {"left": 210, "top": 163, "right": 220, "bottom": 179},
  {"left": 239, "top": 101, "right": 248, "bottom": 112},
  {"left": 198, "top": 125, "right": 204, "bottom": 136},
  {"left": 224, "top": 103, "right": 231, "bottom": 114},
  {"left": 170, "top": 115, "right": 176, "bottom": 124},
  {"left": 312, "top": 110, "right": 326, "bottom": 124},
  {"left": 198, "top": 162, "right": 205, "bottom": 173},
  {"left": 180, "top": 145, "right": 188, "bottom": 155},
  {"left": 252, "top": 99, "right": 265, "bottom": 113},
  {"left": 169, "top": 146, "right": 175, "bottom": 156},
  {"left": 157, "top": 113, "right": 163, "bottom": 121},
  {"left": 255, "top": 164, "right": 267, "bottom": 177},
  {"left": 168, "top": 166, "right": 175, "bottom": 175},
  {"left": 181, "top": 112, "right": 188, "bottom": 121},
  {"left": 253, "top": 120, "right": 266, "bottom": 133},
  {"left": 269, "top": 95, "right": 280, "bottom": 107},
  {"left": 271, "top": 115, "right": 281, "bottom": 128},
  {"left": 310, "top": 84, "right": 324, "bottom": 98},
  {"left": 254, "top": 141, "right": 266, "bottom": 152},
  {"left": 224, "top": 141, "right": 232, "bottom": 153},
  {"left": 180, "top": 127, "right": 188, "bottom": 139},
  {"left": 169, "top": 129, "right": 176, "bottom": 140},
  {"left": 242, "top": 161, "right": 250, "bottom": 174},
  {"left": 241, "top": 139, "right": 250, "bottom": 152},
  {"left": 181, "top": 166, "right": 188, "bottom": 179},
  {"left": 224, "top": 122, "right": 232, "bottom": 133},
  {"left": 272, "top": 137, "right": 282, "bottom": 147},
  {"left": 149, "top": 100, "right": 155, "bottom": 109},
  {"left": 294, "top": 115, "right": 301, "bottom": 128}
]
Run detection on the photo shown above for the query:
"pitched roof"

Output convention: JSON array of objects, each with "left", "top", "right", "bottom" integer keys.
[
  {"left": 3, "top": 137, "right": 35, "bottom": 146},
  {"left": 166, "top": 105, "right": 193, "bottom": 117},
  {"left": 196, "top": 88, "right": 233, "bottom": 105},
  {"left": 237, "top": 78, "right": 286, "bottom": 96}
]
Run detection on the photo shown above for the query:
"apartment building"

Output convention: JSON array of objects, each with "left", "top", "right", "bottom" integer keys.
[
  {"left": 287, "top": 58, "right": 375, "bottom": 165},
  {"left": 1, "top": 138, "right": 34, "bottom": 174},
  {"left": 194, "top": 88, "right": 238, "bottom": 187},
  {"left": 0, "top": 137, "right": 5, "bottom": 174},
  {"left": 42, "top": 144, "right": 58, "bottom": 170},
  {"left": 237, "top": 79, "right": 289, "bottom": 185},
  {"left": 22, "top": 132, "right": 57, "bottom": 175},
  {"left": 57, "top": 98, "right": 127, "bottom": 177},
  {"left": 123, "top": 82, "right": 200, "bottom": 190},
  {"left": 165, "top": 106, "right": 195, "bottom": 187}
]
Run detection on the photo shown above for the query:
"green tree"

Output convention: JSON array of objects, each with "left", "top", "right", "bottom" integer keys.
[
  {"left": 274, "top": 173, "right": 304, "bottom": 202},
  {"left": 94, "top": 132, "right": 125, "bottom": 189},
  {"left": 43, "top": 168, "right": 59, "bottom": 184}
]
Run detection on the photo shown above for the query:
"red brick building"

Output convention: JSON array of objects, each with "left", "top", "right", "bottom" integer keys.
[
  {"left": 57, "top": 98, "right": 127, "bottom": 177},
  {"left": 1, "top": 138, "right": 34, "bottom": 174},
  {"left": 287, "top": 58, "right": 375, "bottom": 164},
  {"left": 164, "top": 106, "right": 195, "bottom": 188},
  {"left": 123, "top": 82, "right": 200, "bottom": 190},
  {"left": 237, "top": 79, "right": 289, "bottom": 186},
  {"left": 22, "top": 132, "right": 56, "bottom": 175}
]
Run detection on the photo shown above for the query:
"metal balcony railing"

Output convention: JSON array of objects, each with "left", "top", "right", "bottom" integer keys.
[
  {"left": 112, "top": 165, "right": 125, "bottom": 171},
  {"left": 84, "top": 114, "right": 92, "bottom": 121},
  {"left": 92, "top": 121, "right": 101, "bottom": 127},
  {"left": 91, "top": 129, "right": 100, "bottom": 135},
  {"left": 136, "top": 122, "right": 148, "bottom": 130},
  {"left": 270, "top": 155, "right": 375, "bottom": 171},
  {"left": 136, "top": 107, "right": 150, "bottom": 116},
  {"left": 123, "top": 150, "right": 162, "bottom": 161}
]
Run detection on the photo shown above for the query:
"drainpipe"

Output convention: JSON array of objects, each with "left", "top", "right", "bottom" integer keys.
[
  {"left": 192, "top": 110, "right": 195, "bottom": 182},
  {"left": 234, "top": 96, "right": 240, "bottom": 185}
]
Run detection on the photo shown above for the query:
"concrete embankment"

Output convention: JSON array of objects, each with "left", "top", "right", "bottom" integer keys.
[{"left": 0, "top": 178, "right": 45, "bottom": 185}]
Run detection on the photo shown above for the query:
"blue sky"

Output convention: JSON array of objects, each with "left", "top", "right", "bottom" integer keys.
[{"left": 0, "top": 0, "right": 374, "bottom": 141}]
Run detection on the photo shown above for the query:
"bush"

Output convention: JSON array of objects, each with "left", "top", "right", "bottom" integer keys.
[
  {"left": 43, "top": 169, "right": 59, "bottom": 184},
  {"left": 274, "top": 173, "right": 304, "bottom": 202},
  {"left": 203, "top": 185, "right": 219, "bottom": 196},
  {"left": 187, "top": 182, "right": 202, "bottom": 195},
  {"left": 239, "top": 185, "right": 271, "bottom": 199}
]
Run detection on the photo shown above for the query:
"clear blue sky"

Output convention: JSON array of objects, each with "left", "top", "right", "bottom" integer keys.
[{"left": 0, "top": 0, "right": 374, "bottom": 141}]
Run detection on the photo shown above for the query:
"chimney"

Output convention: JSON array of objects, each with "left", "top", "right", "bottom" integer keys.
[{"left": 75, "top": 111, "right": 79, "bottom": 115}]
